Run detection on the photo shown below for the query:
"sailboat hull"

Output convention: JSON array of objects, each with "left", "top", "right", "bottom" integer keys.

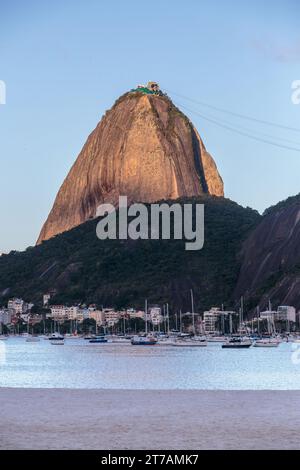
[{"left": 222, "top": 343, "right": 252, "bottom": 349}]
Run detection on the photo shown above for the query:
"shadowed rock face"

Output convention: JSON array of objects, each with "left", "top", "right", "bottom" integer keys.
[
  {"left": 37, "top": 92, "right": 224, "bottom": 244},
  {"left": 235, "top": 197, "right": 300, "bottom": 309}
]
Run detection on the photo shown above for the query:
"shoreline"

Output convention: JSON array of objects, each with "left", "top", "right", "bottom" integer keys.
[{"left": 1, "top": 388, "right": 300, "bottom": 449}]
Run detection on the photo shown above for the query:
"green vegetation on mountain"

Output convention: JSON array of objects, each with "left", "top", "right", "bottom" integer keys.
[
  {"left": 263, "top": 192, "right": 300, "bottom": 217},
  {"left": 0, "top": 196, "right": 260, "bottom": 312}
]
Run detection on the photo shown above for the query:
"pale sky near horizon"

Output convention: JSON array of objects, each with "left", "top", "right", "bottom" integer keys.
[{"left": 0, "top": 0, "right": 299, "bottom": 253}]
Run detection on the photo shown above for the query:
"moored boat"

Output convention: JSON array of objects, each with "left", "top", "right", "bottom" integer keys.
[
  {"left": 172, "top": 336, "right": 207, "bottom": 347},
  {"left": 89, "top": 336, "right": 108, "bottom": 344},
  {"left": 50, "top": 338, "right": 65, "bottom": 345},
  {"left": 222, "top": 336, "right": 252, "bottom": 349},
  {"left": 207, "top": 336, "right": 225, "bottom": 343},
  {"left": 131, "top": 335, "right": 157, "bottom": 345},
  {"left": 26, "top": 336, "right": 40, "bottom": 343},
  {"left": 254, "top": 338, "right": 280, "bottom": 347},
  {"left": 49, "top": 332, "right": 65, "bottom": 345}
]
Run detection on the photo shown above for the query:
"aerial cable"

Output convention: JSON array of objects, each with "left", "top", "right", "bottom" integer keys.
[
  {"left": 165, "top": 88, "right": 300, "bottom": 133},
  {"left": 173, "top": 101, "right": 300, "bottom": 147},
  {"left": 175, "top": 101, "right": 300, "bottom": 153}
]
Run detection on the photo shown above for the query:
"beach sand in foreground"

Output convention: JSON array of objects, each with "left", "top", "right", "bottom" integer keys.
[{"left": 1, "top": 389, "right": 300, "bottom": 450}]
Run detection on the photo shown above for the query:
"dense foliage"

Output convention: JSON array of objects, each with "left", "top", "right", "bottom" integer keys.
[{"left": 0, "top": 196, "right": 260, "bottom": 312}]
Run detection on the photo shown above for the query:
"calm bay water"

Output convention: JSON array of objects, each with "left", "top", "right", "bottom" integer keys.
[{"left": 0, "top": 337, "right": 300, "bottom": 389}]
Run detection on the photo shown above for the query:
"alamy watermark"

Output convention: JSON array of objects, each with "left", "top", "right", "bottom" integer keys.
[
  {"left": 291, "top": 80, "right": 300, "bottom": 105},
  {"left": 0, "top": 80, "right": 6, "bottom": 105},
  {"left": 96, "top": 196, "right": 204, "bottom": 251}
]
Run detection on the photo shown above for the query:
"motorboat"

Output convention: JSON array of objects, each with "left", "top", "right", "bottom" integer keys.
[
  {"left": 254, "top": 337, "right": 280, "bottom": 347},
  {"left": 49, "top": 332, "right": 64, "bottom": 340},
  {"left": 89, "top": 336, "right": 108, "bottom": 344},
  {"left": 131, "top": 335, "right": 157, "bottom": 345},
  {"left": 49, "top": 332, "right": 65, "bottom": 345},
  {"left": 50, "top": 339, "right": 64, "bottom": 345},
  {"left": 26, "top": 336, "right": 40, "bottom": 343},
  {"left": 222, "top": 336, "right": 252, "bottom": 349},
  {"left": 172, "top": 336, "right": 207, "bottom": 347},
  {"left": 207, "top": 336, "right": 225, "bottom": 343}
]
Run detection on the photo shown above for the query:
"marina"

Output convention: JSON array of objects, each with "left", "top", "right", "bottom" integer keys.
[{"left": 1, "top": 335, "right": 300, "bottom": 390}]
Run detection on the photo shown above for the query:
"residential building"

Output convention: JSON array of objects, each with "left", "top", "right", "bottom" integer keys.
[
  {"left": 203, "top": 307, "right": 236, "bottom": 334},
  {"left": 89, "top": 309, "right": 105, "bottom": 326},
  {"left": 103, "top": 309, "right": 120, "bottom": 326},
  {"left": 276, "top": 306, "right": 296, "bottom": 323},
  {"left": 260, "top": 310, "right": 277, "bottom": 320},
  {"left": 43, "top": 294, "right": 51, "bottom": 306},
  {"left": 149, "top": 307, "right": 163, "bottom": 325},
  {"left": 0, "top": 309, "right": 11, "bottom": 325},
  {"left": 8, "top": 298, "right": 25, "bottom": 315},
  {"left": 127, "top": 309, "right": 145, "bottom": 319},
  {"left": 67, "top": 306, "right": 80, "bottom": 320},
  {"left": 50, "top": 305, "right": 68, "bottom": 322}
]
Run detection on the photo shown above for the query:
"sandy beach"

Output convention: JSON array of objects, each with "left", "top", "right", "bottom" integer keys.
[{"left": 1, "top": 388, "right": 300, "bottom": 449}]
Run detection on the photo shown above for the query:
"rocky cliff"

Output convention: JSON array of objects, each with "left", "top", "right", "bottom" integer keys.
[
  {"left": 235, "top": 194, "right": 300, "bottom": 310},
  {"left": 37, "top": 91, "right": 223, "bottom": 244}
]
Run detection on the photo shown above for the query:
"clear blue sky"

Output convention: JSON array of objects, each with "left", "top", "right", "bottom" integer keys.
[{"left": 0, "top": 0, "right": 299, "bottom": 252}]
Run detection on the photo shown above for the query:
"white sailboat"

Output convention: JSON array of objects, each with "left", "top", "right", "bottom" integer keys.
[
  {"left": 172, "top": 336, "right": 207, "bottom": 347},
  {"left": 131, "top": 300, "right": 157, "bottom": 345},
  {"left": 222, "top": 300, "right": 252, "bottom": 348},
  {"left": 25, "top": 314, "right": 40, "bottom": 342},
  {"left": 254, "top": 307, "right": 280, "bottom": 347},
  {"left": 172, "top": 290, "right": 207, "bottom": 347}
]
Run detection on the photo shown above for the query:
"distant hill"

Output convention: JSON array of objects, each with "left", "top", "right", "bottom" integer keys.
[
  {"left": 235, "top": 193, "right": 300, "bottom": 311},
  {"left": 0, "top": 196, "right": 259, "bottom": 312}
]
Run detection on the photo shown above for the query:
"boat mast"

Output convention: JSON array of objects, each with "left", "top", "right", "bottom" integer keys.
[
  {"left": 180, "top": 309, "right": 182, "bottom": 334},
  {"left": 167, "top": 303, "right": 170, "bottom": 335},
  {"left": 145, "top": 299, "right": 148, "bottom": 335},
  {"left": 240, "top": 296, "right": 244, "bottom": 334},
  {"left": 191, "top": 289, "right": 195, "bottom": 335}
]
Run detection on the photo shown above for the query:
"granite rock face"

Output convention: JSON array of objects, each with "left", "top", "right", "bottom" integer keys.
[
  {"left": 235, "top": 196, "right": 300, "bottom": 309},
  {"left": 37, "top": 92, "right": 224, "bottom": 243}
]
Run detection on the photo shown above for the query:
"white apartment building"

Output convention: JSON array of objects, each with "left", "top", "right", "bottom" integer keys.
[
  {"left": 50, "top": 305, "right": 85, "bottom": 322},
  {"left": 260, "top": 310, "right": 277, "bottom": 320},
  {"left": 7, "top": 298, "right": 25, "bottom": 315},
  {"left": 104, "top": 309, "right": 120, "bottom": 327},
  {"left": 260, "top": 307, "right": 296, "bottom": 323},
  {"left": 67, "top": 306, "right": 80, "bottom": 320},
  {"left": 149, "top": 307, "right": 163, "bottom": 325},
  {"left": 276, "top": 306, "right": 296, "bottom": 323},
  {"left": 50, "top": 305, "right": 68, "bottom": 321},
  {"left": 203, "top": 307, "right": 236, "bottom": 334},
  {"left": 203, "top": 308, "right": 220, "bottom": 334},
  {"left": 0, "top": 309, "right": 11, "bottom": 325}
]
